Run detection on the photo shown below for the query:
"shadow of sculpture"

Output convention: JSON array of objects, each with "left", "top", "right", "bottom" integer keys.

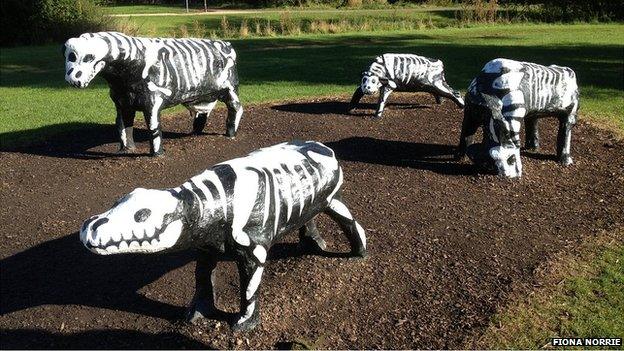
[
  {"left": 0, "top": 328, "right": 213, "bottom": 349},
  {"left": 327, "top": 136, "right": 477, "bottom": 175},
  {"left": 271, "top": 100, "right": 430, "bottom": 116},
  {"left": 0, "top": 122, "right": 195, "bottom": 160},
  {"left": 0, "top": 233, "right": 192, "bottom": 320},
  {"left": 0, "top": 232, "right": 349, "bottom": 323}
]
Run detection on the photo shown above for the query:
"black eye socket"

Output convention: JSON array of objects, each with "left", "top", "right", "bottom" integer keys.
[
  {"left": 134, "top": 208, "right": 151, "bottom": 223},
  {"left": 83, "top": 54, "right": 95, "bottom": 63},
  {"left": 68, "top": 52, "right": 77, "bottom": 62},
  {"left": 507, "top": 155, "right": 516, "bottom": 165}
]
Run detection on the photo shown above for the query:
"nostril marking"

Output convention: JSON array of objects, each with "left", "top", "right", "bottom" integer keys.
[
  {"left": 75, "top": 71, "right": 82, "bottom": 78},
  {"left": 81, "top": 215, "right": 98, "bottom": 232},
  {"left": 67, "top": 68, "right": 74, "bottom": 76},
  {"left": 92, "top": 217, "right": 109, "bottom": 231}
]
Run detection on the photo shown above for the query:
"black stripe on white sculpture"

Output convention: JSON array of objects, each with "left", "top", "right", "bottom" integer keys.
[
  {"left": 63, "top": 32, "right": 243, "bottom": 156},
  {"left": 79, "top": 141, "right": 367, "bottom": 331},
  {"left": 457, "top": 58, "right": 579, "bottom": 178},
  {"left": 348, "top": 53, "right": 464, "bottom": 118}
]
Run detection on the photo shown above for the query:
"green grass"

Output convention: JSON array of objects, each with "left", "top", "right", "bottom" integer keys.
[
  {"left": 1, "top": 23, "right": 623, "bottom": 147},
  {"left": 104, "top": 4, "right": 205, "bottom": 15},
  {"left": 477, "top": 236, "right": 624, "bottom": 349},
  {"left": 120, "top": 8, "right": 459, "bottom": 38}
]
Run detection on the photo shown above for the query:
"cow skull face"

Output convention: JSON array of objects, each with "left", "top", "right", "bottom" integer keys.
[
  {"left": 63, "top": 37, "right": 108, "bottom": 88},
  {"left": 80, "top": 188, "right": 185, "bottom": 255},
  {"left": 361, "top": 73, "right": 382, "bottom": 94},
  {"left": 489, "top": 146, "right": 522, "bottom": 178}
]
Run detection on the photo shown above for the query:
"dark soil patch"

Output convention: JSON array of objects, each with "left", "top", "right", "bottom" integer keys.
[{"left": 1, "top": 93, "right": 623, "bottom": 349}]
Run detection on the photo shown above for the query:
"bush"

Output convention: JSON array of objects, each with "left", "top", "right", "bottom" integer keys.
[{"left": 0, "top": 0, "right": 113, "bottom": 46}]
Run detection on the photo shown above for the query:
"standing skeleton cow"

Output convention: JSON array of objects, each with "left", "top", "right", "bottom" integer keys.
[
  {"left": 348, "top": 53, "right": 464, "bottom": 118},
  {"left": 79, "top": 141, "right": 367, "bottom": 331},
  {"left": 457, "top": 58, "right": 579, "bottom": 178},
  {"left": 63, "top": 32, "right": 243, "bottom": 156}
]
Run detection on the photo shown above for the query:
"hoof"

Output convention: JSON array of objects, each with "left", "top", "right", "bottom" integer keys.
[
  {"left": 231, "top": 316, "right": 260, "bottom": 332},
  {"left": 186, "top": 300, "right": 218, "bottom": 324},
  {"left": 151, "top": 150, "right": 165, "bottom": 157},
  {"left": 524, "top": 143, "right": 540, "bottom": 152},
  {"left": 117, "top": 146, "right": 136, "bottom": 154},
  {"left": 560, "top": 154, "right": 573, "bottom": 166},
  {"left": 350, "top": 248, "right": 367, "bottom": 259}
]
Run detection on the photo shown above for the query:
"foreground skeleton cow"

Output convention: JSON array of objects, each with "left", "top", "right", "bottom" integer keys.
[
  {"left": 63, "top": 32, "right": 243, "bottom": 156},
  {"left": 79, "top": 141, "right": 367, "bottom": 331},
  {"left": 348, "top": 53, "right": 464, "bottom": 118},
  {"left": 457, "top": 58, "right": 579, "bottom": 178}
]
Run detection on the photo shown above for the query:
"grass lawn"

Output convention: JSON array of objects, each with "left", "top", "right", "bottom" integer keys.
[
  {"left": 2, "top": 23, "right": 622, "bottom": 147},
  {"left": 476, "top": 232, "right": 624, "bottom": 349},
  {"left": 104, "top": 4, "right": 204, "bottom": 14},
  {"left": 118, "top": 8, "right": 459, "bottom": 38},
  {"left": 0, "top": 21, "right": 622, "bottom": 348}
]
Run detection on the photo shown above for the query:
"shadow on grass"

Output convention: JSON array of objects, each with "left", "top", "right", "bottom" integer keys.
[
  {"left": 0, "top": 122, "right": 191, "bottom": 159},
  {"left": 327, "top": 136, "right": 477, "bottom": 175},
  {"left": 0, "top": 328, "right": 213, "bottom": 349},
  {"left": 3, "top": 33, "right": 622, "bottom": 91}
]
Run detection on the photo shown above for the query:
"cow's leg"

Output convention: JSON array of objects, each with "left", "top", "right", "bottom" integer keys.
[
  {"left": 233, "top": 258, "right": 263, "bottom": 331},
  {"left": 187, "top": 253, "right": 218, "bottom": 323},
  {"left": 298, "top": 218, "right": 327, "bottom": 253},
  {"left": 325, "top": 193, "right": 366, "bottom": 258},
  {"left": 432, "top": 81, "right": 465, "bottom": 108},
  {"left": 456, "top": 103, "right": 482, "bottom": 160},
  {"left": 115, "top": 106, "right": 136, "bottom": 153},
  {"left": 524, "top": 116, "right": 540, "bottom": 151},
  {"left": 144, "top": 95, "right": 165, "bottom": 156},
  {"left": 434, "top": 94, "right": 442, "bottom": 104},
  {"left": 223, "top": 86, "right": 243, "bottom": 138},
  {"left": 191, "top": 101, "right": 217, "bottom": 135},
  {"left": 375, "top": 86, "right": 393, "bottom": 119},
  {"left": 557, "top": 113, "right": 576, "bottom": 166},
  {"left": 348, "top": 86, "right": 364, "bottom": 114}
]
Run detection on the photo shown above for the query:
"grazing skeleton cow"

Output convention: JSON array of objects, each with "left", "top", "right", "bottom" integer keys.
[
  {"left": 79, "top": 141, "right": 367, "bottom": 331},
  {"left": 63, "top": 32, "right": 243, "bottom": 156},
  {"left": 457, "top": 58, "right": 579, "bottom": 178},
  {"left": 348, "top": 53, "right": 464, "bottom": 118}
]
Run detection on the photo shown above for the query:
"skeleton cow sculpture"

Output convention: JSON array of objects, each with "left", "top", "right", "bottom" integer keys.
[
  {"left": 63, "top": 32, "right": 243, "bottom": 156},
  {"left": 457, "top": 58, "right": 579, "bottom": 178},
  {"left": 348, "top": 53, "right": 464, "bottom": 118},
  {"left": 79, "top": 141, "right": 367, "bottom": 331}
]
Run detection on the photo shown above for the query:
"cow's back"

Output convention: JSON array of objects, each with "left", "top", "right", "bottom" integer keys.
[{"left": 217, "top": 141, "right": 342, "bottom": 244}]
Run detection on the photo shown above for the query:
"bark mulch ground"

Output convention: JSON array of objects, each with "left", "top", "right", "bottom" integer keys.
[{"left": 1, "top": 93, "right": 622, "bottom": 349}]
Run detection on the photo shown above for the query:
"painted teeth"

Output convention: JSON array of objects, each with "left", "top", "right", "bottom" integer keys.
[
  {"left": 129, "top": 241, "right": 140, "bottom": 249},
  {"left": 145, "top": 227, "right": 155, "bottom": 238},
  {"left": 133, "top": 229, "right": 144, "bottom": 240}
]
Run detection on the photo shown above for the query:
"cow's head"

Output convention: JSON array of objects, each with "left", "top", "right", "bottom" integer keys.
[
  {"left": 80, "top": 188, "right": 188, "bottom": 255},
  {"left": 488, "top": 117, "right": 522, "bottom": 178},
  {"left": 63, "top": 36, "right": 108, "bottom": 88},
  {"left": 360, "top": 71, "right": 396, "bottom": 95}
]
